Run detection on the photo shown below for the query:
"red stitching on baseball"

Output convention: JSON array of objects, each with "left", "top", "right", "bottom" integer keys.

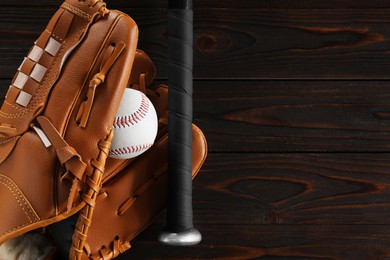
[
  {"left": 109, "top": 143, "right": 153, "bottom": 157},
  {"left": 113, "top": 93, "right": 150, "bottom": 129}
]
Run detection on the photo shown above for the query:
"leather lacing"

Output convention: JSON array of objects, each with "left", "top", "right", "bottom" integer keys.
[
  {"left": 34, "top": 115, "right": 117, "bottom": 260},
  {"left": 69, "top": 130, "right": 114, "bottom": 260},
  {"left": 84, "top": 238, "right": 131, "bottom": 260},
  {"left": 117, "top": 164, "right": 166, "bottom": 216},
  {"left": 76, "top": 42, "right": 126, "bottom": 128},
  {"left": 81, "top": 162, "right": 167, "bottom": 259}
]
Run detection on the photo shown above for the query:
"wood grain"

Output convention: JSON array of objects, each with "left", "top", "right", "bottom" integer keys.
[
  {"left": 122, "top": 223, "right": 390, "bottom": 259},
  {"left": 116, "top": 152, "right": 390, "bottom": 259},
  {"left": 1, "top": 80, "right": 390, "bottom": 152},
  {"left": 193, "top": 80, "right": 390, "bottom": 152},
  {"left": 0, "top": 80, "right": 6, "bottom": 103},
  {"left": 3, "top": 8, "right": 390, "bottom": 79},
  {"left": 192, "top": 153, "right": 390, "bottom": 225},
  {"left": 6, "top": 0, "right": 390, "bottom": 9}
]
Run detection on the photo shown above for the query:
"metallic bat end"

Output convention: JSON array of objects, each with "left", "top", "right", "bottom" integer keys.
[{"left": 159, "top": 228, "right": 202, "bottom": 246}]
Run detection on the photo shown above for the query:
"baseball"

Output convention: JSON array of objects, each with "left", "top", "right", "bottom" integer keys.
[{"left": 109, "top": 88, "right": 158, "bottom": 159}]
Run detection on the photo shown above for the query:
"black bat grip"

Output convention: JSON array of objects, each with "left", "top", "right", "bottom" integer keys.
[{"left": 166, "top": 7, "right": 194, "bottom": 233}]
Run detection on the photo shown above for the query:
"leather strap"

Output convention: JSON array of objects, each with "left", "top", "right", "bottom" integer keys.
[
  {"left": 76, "top": 42, "right": 126, "bottom": 128},
  {"left": 84, "top": 238, "right": 131, "bottom": 260},
  {"left": 69, "top": 130, "right": 114, "bottom": 260},
  {"left": 37, "top": 116, "right": 86, "bottom": 181},
  {"left": 0, "top": 124, "right": 17, "bottom": 137}
]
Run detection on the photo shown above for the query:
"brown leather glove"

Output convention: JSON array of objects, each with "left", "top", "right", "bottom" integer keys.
[{"left": 0, "top": 1, "right": 139, "bottom": 259}]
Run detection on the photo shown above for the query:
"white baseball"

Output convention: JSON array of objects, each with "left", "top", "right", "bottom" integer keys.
[{"left": 109, "top": 88, "right": 158, "bottom": 159}]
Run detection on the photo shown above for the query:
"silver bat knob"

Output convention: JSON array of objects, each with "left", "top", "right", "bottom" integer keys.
[{"left": 159, "top": 228, "right": 202, "bottom": 246}]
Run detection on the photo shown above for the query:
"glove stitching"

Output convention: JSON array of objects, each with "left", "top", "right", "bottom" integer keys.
[
  {"left": 0, "top": 175, "right": 40, "bottom": 221},
  {"left": 62, "top": 3, "right": 92, "bottom": 20},
  {"left": 0, "top": 175, "right": 42, "bottom": 226},
  {"left": 0, "top": 180, "right": 33, "bottom": 223},
  {"left": 0, "top": 136, "right": 17, "bottom": 145},
  {"left": 3, "top": 100, "right": 24, "bottom": 111},
  {"left": 49, "top": 31, "right": 65, "bottom": 43}
]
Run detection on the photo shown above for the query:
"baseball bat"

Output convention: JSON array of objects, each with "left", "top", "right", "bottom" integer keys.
[{"left": 158, "top": 0, "right": 202, "bottom": 246}]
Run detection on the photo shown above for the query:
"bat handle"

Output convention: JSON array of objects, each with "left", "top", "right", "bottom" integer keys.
[{"left": 159, "top": 1, "right": 201, "bottom": 246}]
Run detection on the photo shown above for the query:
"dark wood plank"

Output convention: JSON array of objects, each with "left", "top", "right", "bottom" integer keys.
[
  {"left": 0, "top": 80, "right": 5, "bottom": 102},
  {"left": 6, "top": 0, "right": 390, "bottom": 9},
  {"left": 1, "top": 80, "right": 390, "bottom": 152},
  {"left": 193, "top": 80, "right": 390, "bottom": 152},
  {"left": 121, "top": 223, "right": 390, "bottom": 259},
  {"left": 113, "top": 152, "right": 390, "bottom": 259},
  {"left": 4, "top": 9, "right": 390, "bottom": 79},
  {"left": 142, "top": 8, "right": 390, "bottom": 80},
  {"left": 191, "top": 153, "right": 390, "bottom": 225}
]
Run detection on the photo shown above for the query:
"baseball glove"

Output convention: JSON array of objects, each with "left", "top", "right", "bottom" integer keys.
[
  {"left": 0, "top": 1, "right": 207, "bottom": 260},
  {"left": 49, "top": 50, "right": 207, "bottom": 260}
]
